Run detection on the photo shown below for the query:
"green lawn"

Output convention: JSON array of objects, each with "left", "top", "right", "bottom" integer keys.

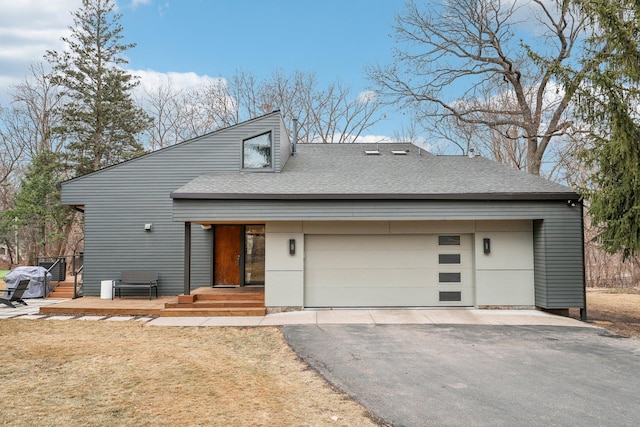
[{"left": 0, "top": 270, "right": 9, "bottom": 280}]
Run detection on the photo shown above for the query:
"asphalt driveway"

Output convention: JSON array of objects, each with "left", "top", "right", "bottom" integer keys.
[{"left": 284, "top": 324, "right": 640, "bottom": 426}]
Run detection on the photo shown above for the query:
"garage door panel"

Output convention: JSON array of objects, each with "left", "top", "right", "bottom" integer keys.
[
  {"left": 306, "top": 286, "right": 437, "bottom": 307},
  {"left": 304, "top": 234, "right": 473, "bottom": 307},
  {"left": 307, "top": 249, "right": 473, "bottom": 270},
  {"left": 305, "top": 268, "right": 435, "bottom": 288},
  {"left": 306, "top": 249, "right": 437, "bottom": 269},
  {"left": 307, "top": 234, "right": 436, "bottom": 251},
  {"left": 306, "top": 267, "right": 473, "bottom": 288},
  {"left": 305, "top": 286, "right": 474, "bottom": 307}
]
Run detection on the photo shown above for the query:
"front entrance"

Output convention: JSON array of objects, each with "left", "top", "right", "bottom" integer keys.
[{"left": 213, "top": 225, "right": 265, "bottom": 287}]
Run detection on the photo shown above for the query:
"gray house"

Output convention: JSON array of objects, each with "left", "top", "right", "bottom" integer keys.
[{"left": 61, "top": 111, "right": 585, "bottom": 315}]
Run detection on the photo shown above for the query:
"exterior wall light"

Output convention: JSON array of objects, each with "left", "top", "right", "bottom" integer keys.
[
  {"left": 144, "top": 223, "right": 153, "bottom": 231},
  {"left": 289, "top": 239, "right": 296, "bottom": 255},
  {"left": 483, "top": 238, "right": 491, "bottom": 254}
]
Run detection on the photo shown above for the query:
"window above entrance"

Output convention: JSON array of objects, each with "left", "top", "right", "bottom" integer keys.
[{"left": 243, "top": 132, "right": 272, "bottom": 169}]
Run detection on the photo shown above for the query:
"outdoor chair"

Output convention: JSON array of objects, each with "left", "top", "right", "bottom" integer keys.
[{"left": 0, "top": 279, "right": 30, "bottom": 308}]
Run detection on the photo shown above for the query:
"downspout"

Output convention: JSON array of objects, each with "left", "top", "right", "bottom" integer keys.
[
  {"left": 292, "top": 118, "right": 298, "bottom": 156},
  {"left": 580, "top": 201, "right": 588, "bottom": 322}
]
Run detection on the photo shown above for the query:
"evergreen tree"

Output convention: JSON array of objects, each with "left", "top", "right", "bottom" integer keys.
[
  {"left": 4, "top": 151, "right": 72, "bottom": 264},
  {"left": 576, "top": 0, "right": 640, "bottom": 259},
  {"left": 46, "top": 0, "right": 150, "bottom": 175}
]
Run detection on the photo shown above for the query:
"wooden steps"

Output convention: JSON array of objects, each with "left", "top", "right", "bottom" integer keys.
[
  {"left": 47, "top": 281, "right": 79, "bottom": 299},
  {"left": 163, "top": 287, "right": 266, "bottom": 316},
  {"left": 38, "top": 286, "right": 266, "bottom": 317}
]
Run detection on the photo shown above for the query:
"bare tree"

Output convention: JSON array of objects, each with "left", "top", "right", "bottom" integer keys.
[
  {"left": 230, "top": 69, "right": 383, "bottom": 143},
  {"left": 368, "top": 0, "right": 593, "bottom": 175},
  {"left": 304, "top": 82, "right": 383, "bottom": 143},
  {"left": 0, "top": 63, "right": 80, "bottom": 264},
  {"left": 183, "top": 80, "right": 236, "bottom": 135},
  {"left": 141, "top": 81, "right": 186, "bottom": 150},
  {"left": 141, "top": 78, "right": 237, "bottom": 150},
  {"left": 143, "top": 69, "right": 384, "bottom": 147},
  {"left": 0, "top": 107, "right": 25, "bottom": 188},
  {"left": 421, "top": 115, "right": 478, "bottom": 155},
  {"left": 393, "top": 117, "right": 427, "bottom": 146},
  {"left": 8, "top": 63, "right": 65, "bottom": 158},
  {"left": 1, "top": 62, "right": 63, "bottom": 213}
]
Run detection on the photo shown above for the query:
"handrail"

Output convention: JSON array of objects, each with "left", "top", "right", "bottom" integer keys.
[
  {"left": 74, "top": 264, "right": 84, "bottom": 299},
  {"left": 42, "top": 259, "right": 61, "bottom": 298},
  {"left": 36, "top": 254, "right": 84, "bottom": 299}
]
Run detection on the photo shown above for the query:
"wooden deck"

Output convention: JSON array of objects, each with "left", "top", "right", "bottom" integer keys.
[{"left": 39, "top": 286, "right": 266, "bottom": 317}]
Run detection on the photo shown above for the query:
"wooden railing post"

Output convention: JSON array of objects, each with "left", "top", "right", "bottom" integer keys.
[{"left": 184, "top": 222, "right": 191, "bottom": 296}]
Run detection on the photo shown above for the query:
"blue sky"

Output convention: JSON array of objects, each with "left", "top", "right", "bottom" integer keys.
[
  {"left": 0, "top": 0, "right": 408, "bottom": 139},
  {"left": 122, "top": 1, "right": 400, "bottom": 87}
]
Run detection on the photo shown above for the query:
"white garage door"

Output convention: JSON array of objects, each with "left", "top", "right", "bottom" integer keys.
[{"left": 304, "top": 234, "right": 473, "bottom": 307}]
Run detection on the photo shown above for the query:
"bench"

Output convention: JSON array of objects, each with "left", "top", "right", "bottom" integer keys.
[{"left": 112, "top": 271, "right": 158, "bottom": 300}]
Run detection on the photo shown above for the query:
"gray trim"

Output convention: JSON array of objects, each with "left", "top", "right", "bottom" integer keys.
[
  {"left": 172, "top": 199, "right": 578, "bottom": 222},
  {"left": 171, "top": 192, "right": 578, "bottom": 201},
  {"left": 580, "top": 203, "right": 588, "bottom": 320}
]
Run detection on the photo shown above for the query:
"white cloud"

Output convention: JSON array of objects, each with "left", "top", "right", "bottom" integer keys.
[
  {"left": 0, "top": 0, "right": 156, "bottom": 104},
  {"left": 130, "top": 0, "right": 151, "bottom": 7},
  {"left": 307, "top": 133, "right": 397, "bottom": 144},
  {"left": 351, "top": 134, "right": 396, "bottom": 143},
  {"left": 132, "top": 69, "right": 226, "bottom": 94},
  {"left": 0, "top": 0, "right": 81, "bottom": 103},
  {"left": 357, "top": 90, "right": 377, "bottom": 104}
]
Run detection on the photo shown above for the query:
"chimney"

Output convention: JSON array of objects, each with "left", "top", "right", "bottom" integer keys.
[{"left": 292, "top": 118, "right": 298, "bottom": 156}]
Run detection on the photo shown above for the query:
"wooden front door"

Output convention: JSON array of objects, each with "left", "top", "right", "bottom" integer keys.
[{"left": 214, "top": 225, "right": 242, "bottom": 286}]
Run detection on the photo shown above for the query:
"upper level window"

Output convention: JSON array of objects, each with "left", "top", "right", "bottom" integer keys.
[{"left": 243, "top": 132, "right": 272, "bottom": 169}]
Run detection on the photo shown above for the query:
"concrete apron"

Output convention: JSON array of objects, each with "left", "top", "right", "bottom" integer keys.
[{"left": 0, "top": 300, "right": 589, "bottom": 328}]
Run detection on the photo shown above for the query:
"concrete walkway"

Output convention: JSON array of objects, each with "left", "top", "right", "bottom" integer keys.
[
  {"left": 144, "top": 308, "right": 589, "bottom": 327},
  {"left": 0, "top": 298, "right": 590, "bottom": 327}
]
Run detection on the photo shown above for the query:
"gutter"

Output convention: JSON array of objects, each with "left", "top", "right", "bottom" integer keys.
[{"left": 170, "top": 192, "right": 580, "bottom": 202}]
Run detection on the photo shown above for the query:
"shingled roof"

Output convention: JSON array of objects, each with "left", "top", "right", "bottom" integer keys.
[{"left": 171, "top": 143, "right": 576, "bottom": 200}]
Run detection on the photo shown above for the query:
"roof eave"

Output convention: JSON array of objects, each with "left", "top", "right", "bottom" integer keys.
[{"left": 170, "top": 192, "right": 580, "bottom": 201}]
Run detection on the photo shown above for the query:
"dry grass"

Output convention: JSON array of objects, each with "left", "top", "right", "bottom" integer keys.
[
  {"left": 583, "top": 290, "right": 640, "bottom": 338},
  {"left": 0, "top": 320, "right": 378, "bottom": 427}
]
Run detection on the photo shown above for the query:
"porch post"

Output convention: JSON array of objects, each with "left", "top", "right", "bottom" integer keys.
[{"left": 184, "top": 221, "right": 191, "bottom": 296}]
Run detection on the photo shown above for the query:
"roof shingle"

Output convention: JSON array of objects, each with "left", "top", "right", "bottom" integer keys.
[{"left": 171, "top": 143, "right": 576, "bottom": 200}]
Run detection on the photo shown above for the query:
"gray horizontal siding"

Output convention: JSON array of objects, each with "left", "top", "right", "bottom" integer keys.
[
  {"left": 61, "top": 113, "right": 284, "bottom": 295},
  {"left": 533, "top": 220, "right": 547, "bottom": 307},
  {"left": 172, "top": 199, "right": 575, "bottom": 222},
  {"left": 534, "top": 213, "right": 585, "bottom": 309}
]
